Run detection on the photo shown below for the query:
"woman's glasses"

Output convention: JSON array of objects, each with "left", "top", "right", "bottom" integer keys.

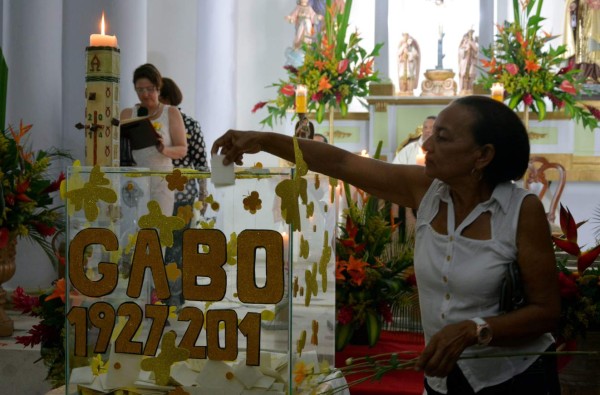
[{"left": 135, "top": 86, "right": 157, "bottom": 94}]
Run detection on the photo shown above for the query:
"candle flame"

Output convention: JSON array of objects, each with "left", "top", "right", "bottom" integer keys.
[{"left": 100, "top": 12, "right": 106, "bottom": 35}]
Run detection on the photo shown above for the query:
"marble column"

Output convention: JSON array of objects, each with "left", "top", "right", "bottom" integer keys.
[
  {"left": 374, "top": 0, "right": 390, "bottom": 80},
  {"left": 196, "top": 0, "right": 237, "bottom": 150}
]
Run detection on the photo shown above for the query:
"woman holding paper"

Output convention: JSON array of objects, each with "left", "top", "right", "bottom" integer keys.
[{"left": 120, "top": 63, "right": 187, "bottom": 212}]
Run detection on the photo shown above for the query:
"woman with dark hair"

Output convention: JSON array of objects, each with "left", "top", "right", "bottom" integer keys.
[
  {"left": 212, "top": 96, "right": 560, "bottom": 394},
  {"left": 120, "top": 63, "right": 187, "bottom": 212}
]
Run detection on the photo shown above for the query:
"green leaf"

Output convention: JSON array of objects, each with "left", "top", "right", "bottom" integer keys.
[
  {"left": 335, "top": 323, "right": 354, "bottom": 351},
  {"left": 316, "top": 104, "right": 325, "bottom": 123},
  {"left": 365, "top": 309, "right": 382, "bottom": 347},
  {"left": 534, "top": 96, "right": 546, "bottom": 120},
  {"left": 508, "top": 93, "right": 523, "bottom": 110}
]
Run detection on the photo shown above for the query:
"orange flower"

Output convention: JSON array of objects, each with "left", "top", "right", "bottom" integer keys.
[
  {"left": 515, "top": 31, "right": 526, "bottom": 46},
  {"left": 524, "top": 59, "right": 541, "bottom": 72},
  {"left": 8, "top": 120, "right": 32, "bottom": 145},
  {"left": 480, "top": 57, "right": 497, "bottom": 73},
  {"left": 314, "top": 60, "right": 327, "bottom": 71},
  {"left": 359, "top": 58, "right": 374, "bottom": 78},
  {"left": 495, "top": 23, "right": 505, "bottom": 34},
  {"left": 45, "top": 278, "right": 66, "bottom": 303},
  {"left": 336, "top": 260, "right": 348, "bottom": 280},
  {"left": 346, "top": 255, "right": 369, "bottom": 286},
  {"left": 317, "top": 75, "right": 332, "bottom": 92}
]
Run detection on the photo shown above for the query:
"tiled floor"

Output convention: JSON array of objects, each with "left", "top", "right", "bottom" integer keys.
[{"left": 0, "top": 310, "right": 53, "bottom": 395}]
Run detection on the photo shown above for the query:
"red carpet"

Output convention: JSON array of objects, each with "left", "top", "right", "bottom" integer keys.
[{"left": 335, "top": 331, "right": 425, "bottom": 395}]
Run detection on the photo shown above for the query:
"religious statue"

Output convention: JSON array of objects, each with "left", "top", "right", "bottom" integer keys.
[
  {"left": 458, "top": 29, "right": 479, "bottom": 94},
  {"left": 286, "top": 0, "right": 323, "bottom": 50},
  {"left": 398, "top": 33, "right": 420, "bottom": 95},
  {"left": 564, "top": 0, "right": 600, "bottom": 83}
]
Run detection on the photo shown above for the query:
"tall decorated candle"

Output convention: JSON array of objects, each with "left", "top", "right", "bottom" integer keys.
[
  {"left": 295, "top": 84, "right": 307, "bottom": 114},
  {"left": 83, "top": 12, "right": 120, "bottom": 166}
]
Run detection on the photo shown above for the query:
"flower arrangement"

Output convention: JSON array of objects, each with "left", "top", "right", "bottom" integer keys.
[
  {"left": 334, "top": 146, "right": 416, "bottom": 352},
  {"left": 252, "top": 0, "right": 382, "bottom": 128},
  {"left": 478, "top": 0, "right": 600, "bottom": 131},
  {"left": 0, "top": 121, "right": 70, "bottom": 263},
  {"left": 552, "top": 204, "right": 600, "bottom": 342},
  {"left": 12, "top": 279, "right": 67, "bottom": 388}
]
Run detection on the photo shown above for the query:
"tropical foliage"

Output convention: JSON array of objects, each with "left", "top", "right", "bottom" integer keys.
[
  {"left": 478, "top": 0, "right": 600, "bottom": 130},
  {"left": 253, "top": 0, "right": 382, "bottom": 128}
]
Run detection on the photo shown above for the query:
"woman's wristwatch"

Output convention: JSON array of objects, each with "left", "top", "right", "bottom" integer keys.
[{"left": 471, "top": 317, "right": 493, "bottom": 346}]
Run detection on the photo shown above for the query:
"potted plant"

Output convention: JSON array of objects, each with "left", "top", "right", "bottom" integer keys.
[{"left": 334, "top": 144, "right": 416, "bottom": 351}]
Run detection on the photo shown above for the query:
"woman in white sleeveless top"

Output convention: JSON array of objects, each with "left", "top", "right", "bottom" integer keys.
[
  {"left": 120, "top": 63, "right": 187, "bottom": 213},
  {"left": 212, "top": 96, "right": 561, "bottom": 394}
]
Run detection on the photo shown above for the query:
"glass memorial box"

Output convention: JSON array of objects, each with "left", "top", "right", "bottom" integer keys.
[{"left": 64, "top": 165, "right": 338, "bottom": 394}]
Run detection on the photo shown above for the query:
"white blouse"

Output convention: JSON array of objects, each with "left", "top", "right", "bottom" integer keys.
[{"left": 415, "top": 179, "right": 554, "bottom": 393}]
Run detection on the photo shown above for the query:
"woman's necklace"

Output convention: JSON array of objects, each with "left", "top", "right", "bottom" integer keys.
[{"left": 147, "top": 103, "right": 162, "bottom": 119}]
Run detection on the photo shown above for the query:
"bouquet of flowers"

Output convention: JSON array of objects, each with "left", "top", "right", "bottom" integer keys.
[
  {"left": 0, "top": 121, "right": 70, "bottom": 263},
  {"left": 478, "top": 0, "right": 600, "bottom": 131},
  {"left": 12, "top": 279, "right": 67, "bottom": 388},
  {"left": 334, "top": 146, "right": 416, "bottom": 351},
  {"left": 552, "top": 204, "right": 600, "bottom": 342},
  {"left": 252, "top": 0, "right": 382, "bottom": 127}
]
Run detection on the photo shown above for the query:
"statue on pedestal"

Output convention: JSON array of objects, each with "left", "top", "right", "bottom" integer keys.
[
  {"left": 284, "top": 0, "right": 324, "bottom": 68},
  {"left": 397, "top": 33, "right": 420, "bottom": 96},
  {"left": 420, "top": 27, "right": 457, "bottom": 97},
  {"left": 458, "top": 29, "right": 479, "bottom": 95}
]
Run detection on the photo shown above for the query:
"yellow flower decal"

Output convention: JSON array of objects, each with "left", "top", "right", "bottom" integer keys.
[
  {"left": 205, "top": 194, "right": 220, "bottom": 211},
  {"left": 299, "top": 235, "right": 309, "bottom": 259},
  {"left": 176, "top": 204, "right": 193, "bottom": 225},
  {"left": 314, "top": 174, "right": 320, "bottom": 189},
  {"left": 296, "top": 331, "right": 307, "bottom": 359},
  {"left": 140, "top": 331, "right": 189, "bottom": 386},
  {"left": 243, "top": 191, "right": 262, "bottom": 214},
  {"left": 65, "top": 165, "right": 117, "bottom": 222},
  {"left": 275, "top": 137, "right": 308, "bottom": 232},
  {"left": 165, "top": 262, "right": 182, "bottom": 281},
  {"left": 166, "top": 169, "right": 188, "bottom": 191},
  {"left": 90, "top": 354, "right": 108, "bottom": 376},
  {"left": 252, "top": 162, "right": 263, "bottom": 169},
  {"left": 138, "top": 201, "right": 185, "bottom": 247},
  {"left": 227, "top": 232, "right": 237, "bottom": 266},
  {"left": 200, "top": 218, "right": 215, "bottom": 229},
  {"left": 305, "top": 262, "right": 318, "bottom": 307},
  {"left": 152, "top": 122, "right": 162, "bottom": 132},
  {"left": 260, "top": 309, "right": 276, "bottom": 321},
  {"left": 319, "top": 230, "right": 331, "bottom": 293}
]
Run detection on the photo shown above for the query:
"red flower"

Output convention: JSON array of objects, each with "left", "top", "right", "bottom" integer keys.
[
  {"left": 379, "top": 302, "right": 393, "bottom": 323},
  {"left": 481, "top": 57, "right": 498, "bottom": 73},
  {"left": 548, "top": 93, "right": 565, "bottom": 109},
  {"left": 558, "top": 58, "right": 575, "bottom": 75},
  {"left": 43, "top": 172, "right": 65, "bottom": 194},
  {"left": 283, "top": 65, "right": 298, "bottom": 75},
  {"left": 251, "top": 101, "right": 268, "bottom": 113},
  {"left": 34, "top": 222, "right": 57, "bottom": 237},
  {"left": 558, "top": 272, "right": 580, "bottom": 300},
  {"left": 311, "top": 92, "right": 323, "bottom": 102},
  {"left": 337, "top": 59, "right": 349, "bottom": 74},
  {"left": 585, "top": 105, "right": 600, "bottom": 120},
  {"left": 559, "top": 80, "right": 577, "bottom": 95},
  {"left": 523, "top": 93, "right": 534, "bottom": 106},
  {"left": 15, "top": 323, "right": 46, "bottom": 347},
  {"left": 553, "top": 204, "right": 600, "bottom": 273},
  {"left": 11, "top": 287, "right": 41, "bottom": 315},
  {"left": 505, "top": 63, "right": 519, "bottom": 75},
  {"left": 358, "top": 59, "right": 374, "bottom": 78},
  {"left": 337, "top": 306, "right": 354, "bottom": 325},
  {"left": 280, "top": 84, "right": 295, "bottom": 96}
]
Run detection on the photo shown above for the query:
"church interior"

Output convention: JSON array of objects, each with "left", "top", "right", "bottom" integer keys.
[{"left": 0, "top": 0, "right": 599, "bottom": 394}]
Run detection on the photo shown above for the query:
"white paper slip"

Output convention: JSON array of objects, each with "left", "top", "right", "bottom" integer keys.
[{"left": 211, "top": 154, "right": 235, "bottom": 186}]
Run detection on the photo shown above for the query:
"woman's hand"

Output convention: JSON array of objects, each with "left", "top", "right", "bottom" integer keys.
[
  {"left": 156, "top": 136, "right": 165, "bottom": 153},
  {"left": 211, "top": 130, "right": 264, "bottom": 166},
  {"left": 415, "top": 320, "right": 476, "bottom": 377}
]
